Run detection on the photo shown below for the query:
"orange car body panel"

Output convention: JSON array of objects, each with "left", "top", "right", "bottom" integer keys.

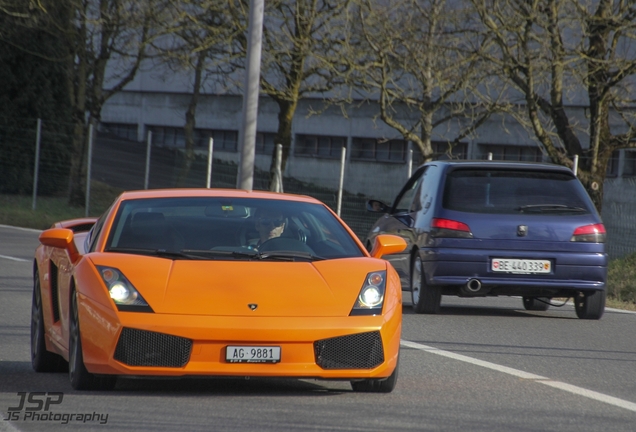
[{"left": 34, "top": 189, "right": 404, "bottom": 381}]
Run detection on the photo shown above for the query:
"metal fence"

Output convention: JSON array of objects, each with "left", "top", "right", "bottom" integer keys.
[
  {"left": 0, "top": 121, "right": 382, "bottom": 240},
  {"left": 1, "top": 118, "right": 634, "bottom": 258}
]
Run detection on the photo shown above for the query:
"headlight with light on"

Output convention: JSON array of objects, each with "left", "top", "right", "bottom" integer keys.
[
  {"left": 97, "top": 266, "right": 153, "bottom": 312},
  {"left": 350, "top": 271, "right": 386, "bottom": 316}
]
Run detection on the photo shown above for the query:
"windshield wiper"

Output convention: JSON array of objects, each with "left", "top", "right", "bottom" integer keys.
[
  {"left": 254, "top": 251, "right": 326, "bottom": 262},
  {"left": 516, "top": 204, "right": 586, "bottom": 213},
  {"left": 106, "top": 247, "right": 206, "bottom": 260},
  {"left": 107, "top": 247, "right": 326, "bottom": 261},
  {"left": 180, "top": 249, "right": 258, "bottom": 260}
]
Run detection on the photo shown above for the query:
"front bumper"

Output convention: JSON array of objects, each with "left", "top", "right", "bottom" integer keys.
[{"left": 77, "top": 294, "right": 401, "bottom": 380}]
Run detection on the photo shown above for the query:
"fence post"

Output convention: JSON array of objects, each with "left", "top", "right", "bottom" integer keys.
[
  {"left": 206, "top": 138, "right": 214, "bottom": 188},
  {"left": 336, "top": 146, "right": 346, "bottom": 217},
  {"left": 573, "top": 154, "right": 579, "bottom": 176},
  {"left": 144, "top": 131, "right": 152, "bottom": 189},
  {"left": 85, "top": 123, "right": 94, "bottom": 217},
  {"left": 272, "top": 143, "right": 284, "bottom": 192},
  {"left": 32, "top": 118, "right": 42, "bottom": 211},
  {"left": 407, "top": 145, "right": 413, "bottom": 179}
]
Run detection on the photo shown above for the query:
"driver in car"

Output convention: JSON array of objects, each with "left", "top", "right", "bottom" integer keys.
[{"left": 252, "top": 208, "right": 286, "bottom": 249}]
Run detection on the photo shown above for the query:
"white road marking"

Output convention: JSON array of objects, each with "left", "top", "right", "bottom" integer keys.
[
  {"left": 401, "top": 340, "right": 636, "bottom": 413},
  {"left": 0, "top": 255, "right": 28, "bottom": 262},
  {"left": 0, "top": 224, "right": 41, "bottom": 233}
]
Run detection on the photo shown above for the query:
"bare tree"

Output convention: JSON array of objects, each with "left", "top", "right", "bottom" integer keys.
[
  {"left": 471, "top": 0, "right": 636, "bottom": 211},
  {"left": 0, "top": 0, "right": 45, "bottom": 19},
  {"left": 229, "top": 0, "right": 351, "bottom": 189},
  {"left": 342, "top": 0, "right": 503, "bottom": 162},
  {"left": 4, "top": 0, "right": 166, "bottom": 206},
  {"left": 158, "top": 0, "right": 237, "bottom": 186}
]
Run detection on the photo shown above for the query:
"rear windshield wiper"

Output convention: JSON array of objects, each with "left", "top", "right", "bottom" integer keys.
[{"left": 516, "top": 204, "right": 587, "bottom": 213}]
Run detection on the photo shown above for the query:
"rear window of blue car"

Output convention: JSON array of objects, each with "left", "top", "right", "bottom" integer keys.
[{"left": 443, "top": 169, "right": 594, "bottom": 214}]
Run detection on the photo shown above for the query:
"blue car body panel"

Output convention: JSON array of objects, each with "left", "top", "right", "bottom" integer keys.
[{"left": 365, "top": 161, "right": 608, "bottom": 300}]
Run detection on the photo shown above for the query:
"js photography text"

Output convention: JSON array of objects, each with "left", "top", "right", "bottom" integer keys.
[{"left": 3, "top": 392, "right": 109, "bottom": 425}]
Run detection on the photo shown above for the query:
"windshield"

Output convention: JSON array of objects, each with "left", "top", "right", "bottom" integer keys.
[
  {"left": 105, "top": 197, "right": 364, "bottom": 260},
  {"left": 443, "top": 169, "right": 594, "bottom": 215}
]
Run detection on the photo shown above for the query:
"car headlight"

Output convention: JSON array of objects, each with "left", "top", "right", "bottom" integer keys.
[
  {"left": 97, "top": 266, "right": 153, "bottom": 312},
  {"left": 350, "top": 271, "right": 386, "bottom": 316}
]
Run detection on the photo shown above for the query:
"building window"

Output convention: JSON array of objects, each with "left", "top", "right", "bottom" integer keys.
[
  {"left": 623, "top": 150, "right": 636, "bottom": 177},
  {"left": 101, "top": 123, "right": 138, "bottom": 141},
  {"left": 211, "top": 130, "right": 237, "bottom": 152},
  {"left": 295, "top": 134, "right": 346, "bottom": 159},
  {"left": 412, "top": 141, "right": 468, "bottom": 165},
  {"left": 147, "top": 126, "right": 238, "bottom": 152},
  {"left": 606, "top": 150, "right": 619, "bottom": 177},
  {"left": 432, "top": 141, "right": 467, "bottom": 160},
  {"left": 256, "top": 132, "right": 277, "bottom": 155},
  {"left": 480, "top": 144, "right": 544, "bottom": 162},
  {"left": 351, "top": 138, "right": 406, "bottom": 162}
]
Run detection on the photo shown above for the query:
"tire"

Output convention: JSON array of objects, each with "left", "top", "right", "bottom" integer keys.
[
  {"left": 522, "top": 297, "right": 550, "bottom": 311},
  {"left": 574, "top": 290, "right": 605, "bottom": 320},
  {"left": 31, "top": 272, "right": 67, "bottom": 372},
  {"left": 410, "top": 254, "right": 441, "bottom": 314},
  {"left": 351, "top": 360, "right": 399, "bottom": 393},
  {"left": 69, "top": 290, "right": 117, "bottom": 390}
]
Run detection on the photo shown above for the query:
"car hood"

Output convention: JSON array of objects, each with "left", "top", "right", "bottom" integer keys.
[{"left": 89, "top": 254, "right": 387, "bottom": 317}]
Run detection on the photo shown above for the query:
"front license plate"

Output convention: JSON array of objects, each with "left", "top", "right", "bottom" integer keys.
[
  {"left": 491, "top": 258, "right": 551, "bottom": 274},
  {"left": 226, "top": 346, "right": 281, "bottom": 363}
]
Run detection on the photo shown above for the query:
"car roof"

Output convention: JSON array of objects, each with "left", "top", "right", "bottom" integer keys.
[
  {"left": 116, "top": 188, "right": 323, "bottom": 204},
  {"left": 422, "top": 160, "right": 575, "bottom": 174}
]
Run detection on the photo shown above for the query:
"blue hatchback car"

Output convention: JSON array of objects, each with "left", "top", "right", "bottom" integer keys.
[{"left": 365, "top": 160, "right": 607, "bottom": 319}]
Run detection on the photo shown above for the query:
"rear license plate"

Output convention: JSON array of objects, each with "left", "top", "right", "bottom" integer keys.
[
  {"left": 226, "top": 346, "right": 281, "bottom": 363},
  {"left": 491, "top": 258, "right": 551, "bottom": 274}
]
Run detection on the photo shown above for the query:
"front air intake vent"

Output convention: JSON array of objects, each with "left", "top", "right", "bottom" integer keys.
[
  {"left": 314, "top": 331, "right": 384, "bottom": 369},
  {"left": 114, "top": 328, "right": 192, "bottom": 367}
]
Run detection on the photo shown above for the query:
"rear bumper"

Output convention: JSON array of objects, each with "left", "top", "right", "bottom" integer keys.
[{"left": 421, "top": 247, "right": 607, "bottom": 296}]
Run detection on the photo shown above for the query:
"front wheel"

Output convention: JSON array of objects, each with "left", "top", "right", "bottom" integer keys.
[
  {"left": 31, "top": 273, "right": 67, "bottom": 372},
  {"left": 410, "top": 254, "right": 441, "bottom": 314},
  {"left": 351, "top": 361, "right": 399, "bottom": 393},
  {"left": 574, "top": 290, "right": 605, "bottom": 320},
  {"left": 69, "top": 290, "right": 117, "bottom": 390}
]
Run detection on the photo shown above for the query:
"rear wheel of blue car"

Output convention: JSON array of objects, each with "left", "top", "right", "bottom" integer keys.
[
  {"left": 522, "top": 297, "right": 550, "bottom": 311},
  {"left": 574, "top": 290, "right": 605, "bottom": 320},
  {"left": 410, "top": 254, "right": 441, "bottom": 314}
]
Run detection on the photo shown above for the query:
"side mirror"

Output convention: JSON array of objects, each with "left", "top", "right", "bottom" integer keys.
[
  {"left": 366, "top": 199, "right": 389, "bottom": 213},
  {"left": 39, "top": 228, "right": 80, "bottom": 263},
  {"left": 370, "top": 234, "right": 407, "bottom": 259}
]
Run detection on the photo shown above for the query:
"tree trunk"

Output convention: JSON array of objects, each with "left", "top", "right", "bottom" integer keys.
[
  {"left": 268, "top": 99, "right": 297, "bottom": 191},
  {"left": 177, "top": 51, "right": 206, "bottom": 187}
]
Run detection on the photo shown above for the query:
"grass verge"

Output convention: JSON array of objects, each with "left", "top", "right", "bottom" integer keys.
[{"left": 0, "top": 182, "right": 122, "bottom": 230}]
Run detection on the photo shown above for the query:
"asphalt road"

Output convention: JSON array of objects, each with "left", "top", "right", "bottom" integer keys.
[{"left": 1, "top": 225, "right": 635, "bottom": 431}]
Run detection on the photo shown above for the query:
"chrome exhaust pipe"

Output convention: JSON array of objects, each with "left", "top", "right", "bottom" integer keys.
[{"left": 465, "top": 278, "right": 482, "bottom": 293}]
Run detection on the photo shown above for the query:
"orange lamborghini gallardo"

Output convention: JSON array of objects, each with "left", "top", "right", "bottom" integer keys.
[{"left": 32, "top": 189, "right": 406, "bottom": 392}]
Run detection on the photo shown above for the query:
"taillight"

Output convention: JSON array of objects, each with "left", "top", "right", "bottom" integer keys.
[
  {"left": 571, "top": 223, "right": 606, "bottom": 243},
  {"left": 431, "top": 218, "right": 473, "bottom": 238}
]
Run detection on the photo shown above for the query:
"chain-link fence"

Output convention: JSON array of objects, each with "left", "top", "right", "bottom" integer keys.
[
  {"left": 0, "top": 120, "right": 381, "bottom": 240},
  {"left": 2, "top": 118, "right": 634, "bottom": 257}
]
